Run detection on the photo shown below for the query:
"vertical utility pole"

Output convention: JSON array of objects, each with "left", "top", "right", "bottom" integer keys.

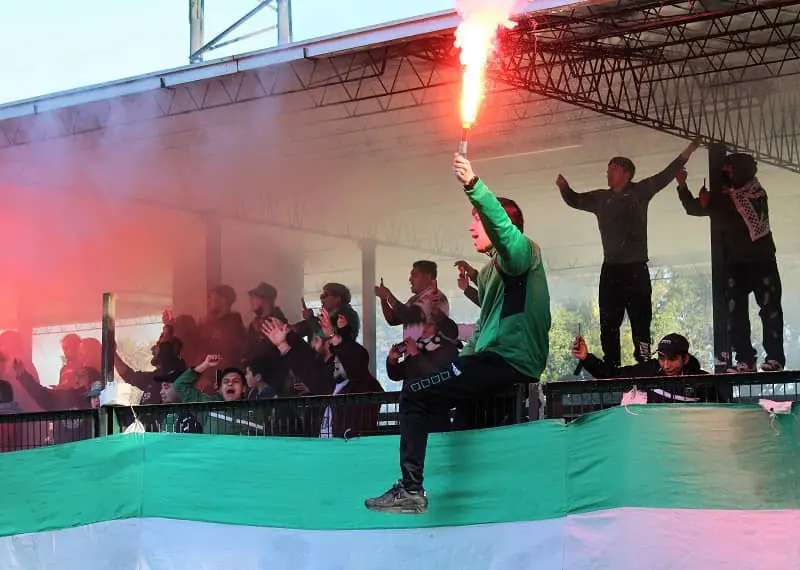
[
  {"left": 277, "top": 0, "right": 293, "bottom": 45},
  {"left": 708, "top": 143, "right": 730, "bottom": 374},
  {"left": 190, "top": 0, "right": 205, "bottom": 63},
  {"left": 101, "top": 293, "right": 117, "bottom": 385}
]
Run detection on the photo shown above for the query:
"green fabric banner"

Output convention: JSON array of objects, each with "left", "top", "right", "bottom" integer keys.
[{"left": 0, "top": 404, "right": 797, "bottom": 538}]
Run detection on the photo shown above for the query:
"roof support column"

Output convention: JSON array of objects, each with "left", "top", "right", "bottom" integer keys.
[
  {"left": 708, "top": 143, "right": 730, "bottom": 374},
  {"left": 189, "top": 0, "right": 205, "bottom": 64},
  {"left": 360, "top": 240, "right": 377, "bottom": 376},
  {"left": 205, "top": 216, "right": 223, "bottom": 292},
  {"left": 171, "top": 217, "right": 213, "bottom": 318}
]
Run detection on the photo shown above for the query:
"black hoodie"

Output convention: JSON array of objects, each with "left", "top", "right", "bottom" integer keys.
[
  {"left": 580, "top": 353, "right": 726, "bottom": 403},
  {"left": 677, "top": 153, "right": 776, "bottom": 263}
]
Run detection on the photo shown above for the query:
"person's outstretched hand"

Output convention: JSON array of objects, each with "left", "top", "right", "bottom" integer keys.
[
  {"left": 571, "top": 336, "right": 588, "bottom": 361},
  {"left": 453, "top": 154, "right": 475, "bottom": 185}
]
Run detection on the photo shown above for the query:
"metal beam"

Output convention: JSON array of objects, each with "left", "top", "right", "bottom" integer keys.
[
  {"left": 492, "top": 0, "right": 800, "bottom": 173},
  {"left": 190, "top": 0, "right": 278, "bottom": 63}
]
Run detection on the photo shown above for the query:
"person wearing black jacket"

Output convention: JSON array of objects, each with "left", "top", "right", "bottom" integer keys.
[
  {"left": 572, "top": 332, "right": 724, "bottom": 403},
  {"left": 262, "top": 311, "right": 383, "bottom": 438},
  {"left": 244, "top": 281, "right": 292, "bottom": 394},
  {"left": 557, "top": 137, "right": 701, "bottom": 367},
  {"left": 677, "top": 154, "right": 784, "bottom": 373},
  {"left": 386, "top": 312, "right": 462, "bottom": 433}
]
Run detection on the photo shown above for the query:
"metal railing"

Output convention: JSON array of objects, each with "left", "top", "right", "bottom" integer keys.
[
  {"left": 542, "top": 370, "right": 800, "bottom": 420},
  {"left": 0, "top": 408, "right": 100, "bottom": 452},
  {"left": 2, "top": 372, "right": 796, "bottom": 452},
  {"left": 0, "top": 384, "right": 531, "bottom": 452},
  {"left": 109, "top": 384, "right": 530, "bottom": 438}
]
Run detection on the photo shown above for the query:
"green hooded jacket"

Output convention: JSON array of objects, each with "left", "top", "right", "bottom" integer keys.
[{"left": 460, "top": 179, "right": 552, "bottom": 379}]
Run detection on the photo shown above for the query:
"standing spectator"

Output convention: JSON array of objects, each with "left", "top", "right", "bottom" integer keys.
[
  {"left": 677, "top": 155, "right": 785, "bottom": 372},
  {"left": 296, "top": 283, "right": 360, "bottom": 340},
  {"left": 244, "top": 282, "right": 291, "bottom": 395},
  {"left": 375, "top": 261, "right": 449, "bottom": 339},
  {"left": 556, "top": 137, "right": 700, "bottom": 366},
  {"left": 0, "top": 331, "right": 41, "bottom": 412},
  {"left": 198, "top": 285, "right": 247, "bottom": 366},
  {"left": 454, "top": 260, "right": 480, "bottom": 307},
  {"left": 57, "top": 333, "right": 83, "bottom": 389}
]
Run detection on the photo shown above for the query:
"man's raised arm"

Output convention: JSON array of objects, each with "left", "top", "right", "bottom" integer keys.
[
  {"left": 453, "top": 154, "right": 535, "bottom": 276},
  {"left": 639, "top": 136, "right": 701, "bottom": 199},
  {"left": 556, "top": 174, "right": 599, "bottom": 213}
]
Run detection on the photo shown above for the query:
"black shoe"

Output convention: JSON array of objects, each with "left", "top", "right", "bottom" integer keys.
[{"left": 365, "top": 481, "right": 428, "bottom": 514}]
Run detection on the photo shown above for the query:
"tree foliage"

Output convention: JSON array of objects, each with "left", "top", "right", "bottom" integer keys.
[
  {"left": 116, "top": 336, "right": 155, "bottom": 373},
  {"left": 543, "top": 268, "right": 714, "bottom": 380}
]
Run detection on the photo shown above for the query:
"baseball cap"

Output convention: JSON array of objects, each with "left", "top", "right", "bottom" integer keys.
[
  {"left": 248, "top": 282, "right": 278, "bottom": 302},
  {"left": 86, "top": 380, "right": 104, "bottom": 399},
  {"left": 657, "top": 333, "right": 690, "bottom": 358}
]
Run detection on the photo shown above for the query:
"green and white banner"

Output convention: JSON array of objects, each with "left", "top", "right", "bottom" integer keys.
[{"left": 1, "top": 404, "right": 798, "bottom": 569}]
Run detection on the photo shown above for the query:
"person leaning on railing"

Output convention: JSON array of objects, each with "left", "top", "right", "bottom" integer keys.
[
  {"left": 571, "top": 333, "right": 725, "bottom": 403},
  {"left": 171, "top": 355, "right": 266, "bottom": 435}
]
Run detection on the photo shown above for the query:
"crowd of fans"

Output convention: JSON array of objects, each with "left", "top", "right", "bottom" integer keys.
[{"left": 0, "top": 146, "right": 788, "bottom": 446}]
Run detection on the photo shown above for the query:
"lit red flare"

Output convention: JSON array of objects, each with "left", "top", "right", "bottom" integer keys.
[{"left": 454, "top": 3, "right": 517, "bottom": 136}]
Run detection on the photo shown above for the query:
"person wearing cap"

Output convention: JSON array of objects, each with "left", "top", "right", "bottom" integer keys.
[
  {"left": 571, "top": 332, "right": 726, "bottom": 403},
  {"left": 243, "top": 281, "right": 292, "bottom": 394},
  {"left": 296, "top": 282, "right": 360, "bottom": 341},
  {"left": 572, "top": 332, "right": 708, "bottom": 378},
  {"left": 677, "top": 155, "right": 784, "bottom": 373},
  {"left": 85, "top": 380, "right": 104, "bottom": 408},
  {"left": 556, "top": 137, "right": 701, "bottom": 368},
  {"left": 196, "top": 285, "right": 247, "bottom": 390},
  {"left": 245, "top": 281, "right": 288, "bottom": 357}
]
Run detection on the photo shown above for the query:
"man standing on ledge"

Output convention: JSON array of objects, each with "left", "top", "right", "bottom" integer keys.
[
  {"left": 556, "top": 137, "right": 700, "bottom": 367},
  {"left": 365, "top": 154, "right": 551, "bottom": 515}
]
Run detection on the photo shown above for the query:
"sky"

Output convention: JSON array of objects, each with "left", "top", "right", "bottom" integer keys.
[{"left": 0, "top": 0, "right": 452, "bottom": 106}]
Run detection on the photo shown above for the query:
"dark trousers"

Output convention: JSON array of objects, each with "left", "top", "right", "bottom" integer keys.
[
  {"left": 399, "top": 351, "right": 529, "bottom": 492},
  {"left": 726, "top": 259, "right": 785, "bottom": 366},
  {"left": 599, "top": 262, "right": 652, "bottom": 367}
]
